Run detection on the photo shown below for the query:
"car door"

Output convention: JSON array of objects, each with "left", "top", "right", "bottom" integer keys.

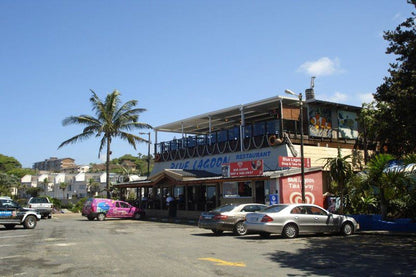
[
  {"left": 305, "top": 206, "right": 332, "bottom": 233},
  {"left": 114, "top": 201, "right": 133, "bottom": 218},
  {"left": 290, "top": 206, "right": 315, "bottom": 233}
]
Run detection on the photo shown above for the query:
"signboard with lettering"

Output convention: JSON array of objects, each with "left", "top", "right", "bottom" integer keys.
[
  {"left": 279, "top": 171, "right": 323, "bottom": 206},
  {"left": 224, "top": 160, "right": 264, "bottom": 177},
  {"left": 278, "top": 156, "right": 311, "bottom": 168}
]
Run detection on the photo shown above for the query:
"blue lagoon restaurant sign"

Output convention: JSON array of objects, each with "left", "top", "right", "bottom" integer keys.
[{"left": 151, "top": 146, "right": 290, "bottom": 175}]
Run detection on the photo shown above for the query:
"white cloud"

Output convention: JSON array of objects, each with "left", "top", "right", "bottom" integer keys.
[
  {"left": 328, "top": 91, "right": 347, "bottom": 103},
  {"left": 359, "top": 93, "right": 374, "bottom": 104},
  {"left": 298, "top": 57, "right": 343, "bottom": 76}
]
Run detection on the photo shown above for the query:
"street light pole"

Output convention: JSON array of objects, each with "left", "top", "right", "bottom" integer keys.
[
  {"left": 138, "top": 132, "right": 151, "bottom": 200},
  {"left": 285, "top": 89, "right": 306, "bottom": 203},
  {"left": 139, "top": 132, "right": 151, "bottom": 177}
]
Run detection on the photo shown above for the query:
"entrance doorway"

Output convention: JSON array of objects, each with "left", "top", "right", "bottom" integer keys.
[{"left": 255, "top": 181, "right": 265, "bottom": 204}]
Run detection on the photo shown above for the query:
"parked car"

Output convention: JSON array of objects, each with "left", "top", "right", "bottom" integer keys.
[
  {"left": 82, "top": 198, "right": 145, "bottom": 221},
  {"left": 0, "top": 197, "right": 41, "bottom": 229},
  {"left": 198, "top": 203, "right": 268, "bottom": 236},
  {"left": 244, "top": 203, "right": 360, "bottom": 238},
  {"left": 27, "top": 197, "right": 53, "bottom": 219}
]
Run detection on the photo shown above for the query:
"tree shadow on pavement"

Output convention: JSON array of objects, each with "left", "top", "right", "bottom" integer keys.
[{"left": 265, "top": 234, "right": 416, "bottom": 276}]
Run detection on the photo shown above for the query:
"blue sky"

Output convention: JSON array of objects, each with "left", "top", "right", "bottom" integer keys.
[{"left": 0, "top": 1, "right": 413, "bottom": 168}]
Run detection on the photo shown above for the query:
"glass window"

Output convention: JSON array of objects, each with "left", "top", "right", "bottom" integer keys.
[
  {"left": 244, "top": 126, "right": 252, "bottom": 138},
  {"left": 253, "top": 122, "right": 266, "bottom": 136},
  {"left": 186, "top": 136, "right": 196, "bottom": 147},
  {"left": 223, "top": 182, "right": 252, "bottom": 198},
  {"left": 238, "top": 182, "right": 252, "bottom": 197},
  {"left": 217, "top": 130, "right": 228, "bottom": 142},
  {"left": 266, "top": 120, "right": 280, "bottom": 135},
  {"left": 228, "top": 127, "right": 240, "bottom": 140},
  {"left": 213, "top": 204, "right": 238, "bottom": 212},
  {"left": 306, "top": 206, "right": 327, "bottom": 215},
  {"left": 264, "top": 204, "right": 288, "bottom": 213},
  {"left": 223, "top": 182, "right": 238, "bottom": 198},
  {"left": 208, "top": 133, "right": 217, "bottom": 144}
]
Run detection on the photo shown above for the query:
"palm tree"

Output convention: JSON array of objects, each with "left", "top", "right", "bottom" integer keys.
[
  {"left": 322, "top": 147, "right": 353, "bottom": 214},
  {"left": 59, "top": 182, "right": 68, "bottom": 199},
  {"left": 58, "top": 89, "right": 152, "bottom": 198},
  {"left": 87, "top": 178, "right": 100, "bottom": 197}
]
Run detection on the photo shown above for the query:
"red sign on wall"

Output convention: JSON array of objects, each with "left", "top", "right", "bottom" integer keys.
[
  {"left": 278, "top": 156, "right": 311, "bottom": 168},
  {"left": 224, "top": 160, "right": 264, "bottom": 177},
  {"left": 279, "top": 171, "right": 323, "bottom": 207}
]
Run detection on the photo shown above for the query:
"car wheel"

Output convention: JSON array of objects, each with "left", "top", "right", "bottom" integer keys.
[
  {"left": 134, "top": 212, "right": 143, "bottom": 220},
  {"left": 233, "top": 221, "right": 247, "bottom": 236},
  {"left": 282, "top": 223, "right": 298, "bottom": 238},
  {"left": 48, "top": 215, "right": 52, "bottom": 219},
  {"left": 97, "top": 213, "right": 106, "bottom": 221},
  {"left": 341, "top": 222, "right": 354, "bottom": 236},
  {"left": 4, "top": 224, "right": 16, "bottom": 230},
  {"left": 87, "top": 215, "right": 95, "bottom": 221},
  {"left": 211, "top": 229, "right": 224, "bottom": 236},
  {"left": 23, "top": 215, "right": 37, "bottom": 229},
  {"left": 259, "top": 232, "right": 271, "bottom": 239}
]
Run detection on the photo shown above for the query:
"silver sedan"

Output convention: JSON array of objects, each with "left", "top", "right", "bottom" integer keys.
[
  {"left": 244, "top": 203, "right": 359, "bottom": 238},
  {"left": 198, "top": 203, "right": 268, "bottom": 236}
]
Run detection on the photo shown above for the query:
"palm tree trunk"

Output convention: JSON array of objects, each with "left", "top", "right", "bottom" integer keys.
[
  {"left": 106, "top": 136, "right": 111, "bottom": 199},
  {"left": 380, "top": 188, "right": 387, "bottom": 220}
]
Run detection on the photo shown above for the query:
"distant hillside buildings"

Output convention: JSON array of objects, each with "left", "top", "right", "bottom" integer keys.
[{"left": 33, "top": 157, "right": 78, "bottom": 172}]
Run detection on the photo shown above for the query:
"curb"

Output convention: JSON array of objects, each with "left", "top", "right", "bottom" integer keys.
[{"left": 147, "top": 217, "right": 198, "bottom": 226}]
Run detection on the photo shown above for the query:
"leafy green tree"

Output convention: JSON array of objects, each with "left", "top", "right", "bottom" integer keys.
[
  {"left": 373, "top": 0, "right": 416, "bottom": 156},
  {"left": 58, "top": 89, "right": 152, "bottom": 198},
  {"left": 0, "top": 154, "right": 22, "bottom": 172},
  {"left": 7, "top": 168, "right": 35, "bottom": 178},
  {"left": 322, "top": 148, "right": 353, "bottom": 214},
  {"left": 26, "top": 187, "right": 43, "bottom": 197},
  {"left": 0, "top": 172, "right": 20, "bottom": 196}
]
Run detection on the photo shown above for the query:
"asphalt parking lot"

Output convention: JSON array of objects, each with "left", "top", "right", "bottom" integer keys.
[{"left": 1, "top": 213, "right": 415, "bottom": 277}]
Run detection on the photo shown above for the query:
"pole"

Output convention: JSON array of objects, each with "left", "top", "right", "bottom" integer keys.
[
  {"left": 299, "top": 93, "right": 305, "bottom": 203},
  {"left": 147, "top": 132, "right": 151, "bottom": 177}
]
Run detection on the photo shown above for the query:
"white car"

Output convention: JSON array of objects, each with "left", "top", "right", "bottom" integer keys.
[{"left": 244, "top": 203, "right": 359, "bottom": 238}]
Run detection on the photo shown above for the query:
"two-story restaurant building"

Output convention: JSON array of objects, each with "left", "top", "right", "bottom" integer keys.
[{"left": 119, "top": 88, "right": 364, "bottom": 218}]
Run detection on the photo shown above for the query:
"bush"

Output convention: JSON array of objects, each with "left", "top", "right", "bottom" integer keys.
[
  {"left": 70, "top": 197, "right": 88, "bottom": 213},
  {"left": 51, "top": 198, "right": 62, "bottom": 210}
]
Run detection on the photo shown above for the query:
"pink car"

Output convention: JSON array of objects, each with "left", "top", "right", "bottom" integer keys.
[{"left": 82, "top": 198, "right": 145, "bottom": 221}]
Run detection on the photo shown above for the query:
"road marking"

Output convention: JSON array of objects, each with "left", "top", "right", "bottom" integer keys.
[
  {"left": 198, "top": 257, "right": 246, "bottom": 267},
  {"left": 0, "top": 255, "right": 24, "bottom": 260},
  {"left": 0, "top": 235, "right": 32, "bottom": 239}
]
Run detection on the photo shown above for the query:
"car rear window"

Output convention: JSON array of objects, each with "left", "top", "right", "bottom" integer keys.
[
  {"left": 30, "top": 197, "right": 48, "bottom": 203},
  {"left": 212, "top": 204, "right": 237, "bottom": 213},
  {"left": 263, "top": 205, "right": 288, "bottom": 213}
]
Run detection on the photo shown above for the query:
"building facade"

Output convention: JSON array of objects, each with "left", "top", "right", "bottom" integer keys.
[
  {"left": 119, "top": 91, "right": 365, "bottom": 218},
  {"left": 32, "top": 157, "right": 77, "bottom": 172}
]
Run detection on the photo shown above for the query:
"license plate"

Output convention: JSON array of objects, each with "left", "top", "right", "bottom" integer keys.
[{"left": 203, "top": 215, "right": 213, "bottom": 219}]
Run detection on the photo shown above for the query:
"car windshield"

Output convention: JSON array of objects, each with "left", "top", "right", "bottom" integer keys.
[
  {"left": 262, "top": 204, "right": 288, "bottom": 213},
  {"left": 0, "top": 199, "right": 20, "bottom": 208},
  {"left": 212, "top": 204, "right": 237, "bottom": 213}
]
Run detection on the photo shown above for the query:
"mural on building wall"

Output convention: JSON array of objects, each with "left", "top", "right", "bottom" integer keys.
[
  {"left": 338, "top": 110, "right": 358, "bottom": 139},
  {"left": 308, "top": 106, "right": 332, "bottom": 138}
]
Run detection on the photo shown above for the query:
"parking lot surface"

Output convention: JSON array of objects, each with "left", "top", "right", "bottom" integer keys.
[{"left": 0, "top": 213, "right": 415, "bottom": 277}]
